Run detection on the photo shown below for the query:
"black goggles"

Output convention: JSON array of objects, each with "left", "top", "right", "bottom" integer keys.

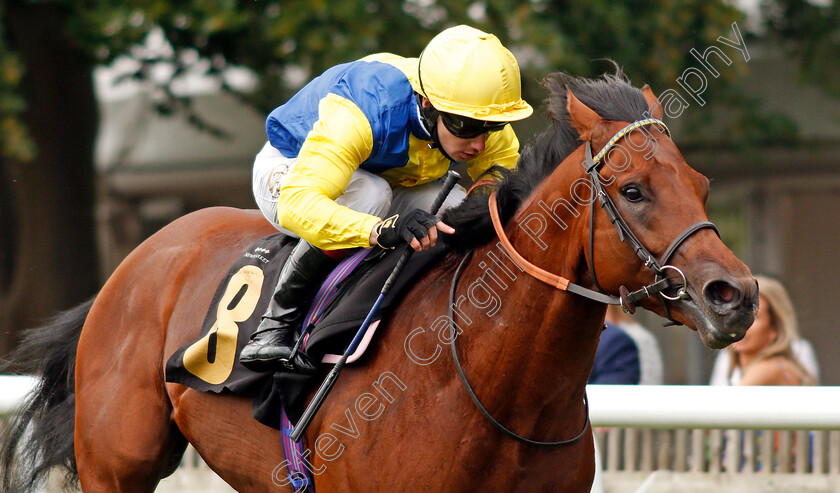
[{"left": 440, "top": 112, "right": 508, "bottom": 139}]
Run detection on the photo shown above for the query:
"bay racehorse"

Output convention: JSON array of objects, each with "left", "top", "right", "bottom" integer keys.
[{"left": 1, "top": 71, "right": 757, "bottom": 492}]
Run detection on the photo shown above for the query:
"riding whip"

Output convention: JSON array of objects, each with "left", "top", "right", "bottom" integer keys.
[{"left": 290, "top": 170, "right": 461, "bottom": 442}]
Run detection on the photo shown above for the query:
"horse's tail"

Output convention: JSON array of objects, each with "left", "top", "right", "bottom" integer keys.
[{"left": 0, "top": 297, "right": 93, "bottom": 492}]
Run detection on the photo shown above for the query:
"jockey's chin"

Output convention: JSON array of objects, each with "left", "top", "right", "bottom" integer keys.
[{"left": 436, "top": 120, "right": 487, "bottom": 161}]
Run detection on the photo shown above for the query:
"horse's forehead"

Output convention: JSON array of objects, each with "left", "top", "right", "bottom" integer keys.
[
  {"left": 653, "top": 149, "right": 708, "bottom": 203},
  {"left": 612, "top": 128, "right": 709, "bottom": 196}
]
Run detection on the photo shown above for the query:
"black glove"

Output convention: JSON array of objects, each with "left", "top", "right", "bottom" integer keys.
[{"left": 374, "top": 209, "right": 440, "bottom": 249}]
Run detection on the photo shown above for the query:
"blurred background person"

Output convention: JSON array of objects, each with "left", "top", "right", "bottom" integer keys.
[
  {"left": 710, "top": 275, "right": 817, "bottom": 473},
  {"left": 588, "top": 315, "right": 652, "bottom": 493},
  {"left": 588, "top": 321, "right": 642, "bottom": 493},
  {"left": 710, "top": 275, "right": 817, "bottom": 386},
  {"left": 605, "top": 305, "right": 664, "bottom": 385},
  {"left": 589, "top": 322, "right": 641, "bottom": 385}
]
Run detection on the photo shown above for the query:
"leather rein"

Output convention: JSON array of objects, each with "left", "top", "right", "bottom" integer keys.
[{"left": 448, "top": 118, "right": 719, "bottom": 448}]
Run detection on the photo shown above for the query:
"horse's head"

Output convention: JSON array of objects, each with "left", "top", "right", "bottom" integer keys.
[
  {"left": 564, "top": 78, "right": 758, "bottom": 348},
  {"left": 442, "top": 71, "right": 757, "bottom": 349}
]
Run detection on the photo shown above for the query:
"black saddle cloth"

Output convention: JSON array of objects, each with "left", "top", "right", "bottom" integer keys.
[{"left": 165, "top": 233, "right": 447, "bottom": 428}]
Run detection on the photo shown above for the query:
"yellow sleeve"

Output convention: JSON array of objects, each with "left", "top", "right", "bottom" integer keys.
[
  {"left": 276, "top": 94, "right": 383, "bottom": 250},
  {"left": 465, "top": 125, "right": 520, "bottom": 180}
]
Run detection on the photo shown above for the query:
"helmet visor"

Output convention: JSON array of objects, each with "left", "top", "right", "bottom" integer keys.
[{"left": 440, "top": 112, "right": 508, "bottom": 139}]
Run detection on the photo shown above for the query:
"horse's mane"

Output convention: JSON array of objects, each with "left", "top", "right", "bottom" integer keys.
[{"left": 442, "top": 69, "right": 651, "bottom": 252}]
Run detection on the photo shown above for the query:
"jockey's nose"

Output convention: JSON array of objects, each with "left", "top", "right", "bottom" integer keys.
[{"left": 470, "top": 134, "right": 487, "bottom": 153}]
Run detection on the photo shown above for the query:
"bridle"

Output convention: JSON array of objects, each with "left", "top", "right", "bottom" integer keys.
[
  {"left": 448, "top": 118, "right": 719, "bottom": 448},
  {"left": 490, "top": 118, "right": 719, "bottom": 320}
]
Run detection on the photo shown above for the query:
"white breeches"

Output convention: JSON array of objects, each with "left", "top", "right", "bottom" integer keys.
[{"left": 252, "top": 141, "right": 466, "bottom": 239}]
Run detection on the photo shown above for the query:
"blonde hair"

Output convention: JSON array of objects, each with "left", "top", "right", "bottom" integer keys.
[{"left": 729, "top": 275, "right": 815, "bottom": 385}]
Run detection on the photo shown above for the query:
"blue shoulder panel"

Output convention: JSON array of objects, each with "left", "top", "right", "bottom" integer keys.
[{"left": 266, "top": 60, "right": 417, "bottom": 173}]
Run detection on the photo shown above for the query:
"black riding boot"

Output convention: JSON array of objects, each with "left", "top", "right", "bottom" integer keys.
[{"left": 239, "top": 240, "right": 339, "bottom": 373}]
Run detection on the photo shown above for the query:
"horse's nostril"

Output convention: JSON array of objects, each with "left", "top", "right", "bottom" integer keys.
[
  {"left": 716, "top": 283, "right": 735, "bottom": 303},
  {"left": 747, "top": 279, "right": 760, "bottom": 311},
  {"left": 704, "top": 280, "right": 742, "bottom": 309}
]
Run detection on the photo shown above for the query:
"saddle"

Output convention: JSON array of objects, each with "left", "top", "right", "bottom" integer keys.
[{"left": 165, "top": 232, "right": 447, "bottom": 428}]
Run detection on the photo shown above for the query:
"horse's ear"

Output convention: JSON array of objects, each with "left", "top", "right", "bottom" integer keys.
[
  {"left": 641, "top": 85, "right": 664, "bottom": 120},
  {"left": 566, "top": 88, "right": 603, "bottom": 141}
]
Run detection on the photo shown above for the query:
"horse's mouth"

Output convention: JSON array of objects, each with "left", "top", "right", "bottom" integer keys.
[{"left": 673, "top": 287, "right": 756, "bottom": 350}]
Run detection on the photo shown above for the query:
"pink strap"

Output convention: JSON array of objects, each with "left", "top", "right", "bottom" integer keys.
[{"left": 321, "top": 320, "right": 380, "bottom": 364}]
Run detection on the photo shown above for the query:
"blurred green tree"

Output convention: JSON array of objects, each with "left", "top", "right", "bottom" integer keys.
[{"left": 762, "top": 0, "right": 840, "bottom": 97}]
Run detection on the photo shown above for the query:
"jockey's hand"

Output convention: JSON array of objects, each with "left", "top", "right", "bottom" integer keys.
[{"left": 372, "top": 210, "right": 455, "bottom": 251}]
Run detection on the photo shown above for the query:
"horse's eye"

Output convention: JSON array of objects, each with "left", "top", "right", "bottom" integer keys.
[{"left": 622, "top": 185, "right": 643, "bottom": 203}]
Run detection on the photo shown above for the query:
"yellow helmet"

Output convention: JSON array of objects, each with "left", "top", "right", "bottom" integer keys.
[{"left": 418, "top": 25, "right": 533, "bottom": 122}]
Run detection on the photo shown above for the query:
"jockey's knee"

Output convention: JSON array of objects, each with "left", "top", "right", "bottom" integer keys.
[
  {"left": 339, "top": 170, "right": 392, "bottom": 217},
  {"left": 389, "top": 181, "right": 467, "bottom": 216}
]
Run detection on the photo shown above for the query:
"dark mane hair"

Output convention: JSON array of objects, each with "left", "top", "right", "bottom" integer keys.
[{"left": 442, "top": 69, "right": 651, "bottom": 252}]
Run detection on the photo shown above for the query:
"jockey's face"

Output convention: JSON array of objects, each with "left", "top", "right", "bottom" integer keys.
[
  {"left": 435, "top": 114, "right": 487, "bottom": 162},
  {"left": 420, "top": 96, "right": 488, "bottom": 162}
]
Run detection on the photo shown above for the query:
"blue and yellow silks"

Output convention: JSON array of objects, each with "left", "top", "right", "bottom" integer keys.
[{"left": 266, "top": 53, "right": 521, "bottom": 249}]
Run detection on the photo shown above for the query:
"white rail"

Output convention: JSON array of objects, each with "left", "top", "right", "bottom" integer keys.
[
  {"left": 587, "top": 385, "right": 840, "bottom": 430},
  {"left": 3, "top": 377, "right": 839, "bottom": 491},
  {"left": 3, "top": 377, "right": 839, "bottom": 429},
  {"left": 585, "top": 385, "right": 840, "bottom": 492}
]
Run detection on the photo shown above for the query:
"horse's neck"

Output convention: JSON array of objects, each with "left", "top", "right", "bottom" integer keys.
[{"left": 453, "top": 157, "right": 605, "bottom": 439}]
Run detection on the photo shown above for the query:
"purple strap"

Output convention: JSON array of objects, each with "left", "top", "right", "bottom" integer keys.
[
  {"left": 281, "top": 411, "right": 313, "bottom": 491},
  {"left": 302, "top": 248, "right": 372, "bottom": 347},
  {"left": 278, "top": 247, "right": 373, "bottom": 492}
]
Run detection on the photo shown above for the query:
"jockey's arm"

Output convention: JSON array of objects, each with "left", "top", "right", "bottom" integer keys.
[
  {"left": 277, "top": 100, "right": 521, "bottom": 251},
  {"left": 275, "top": 95, "right": 382, "bottom": 251}
]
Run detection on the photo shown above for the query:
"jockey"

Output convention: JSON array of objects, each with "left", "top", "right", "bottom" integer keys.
[{"left": 240, "top": 25, "right": 533, "bottom": 374}]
